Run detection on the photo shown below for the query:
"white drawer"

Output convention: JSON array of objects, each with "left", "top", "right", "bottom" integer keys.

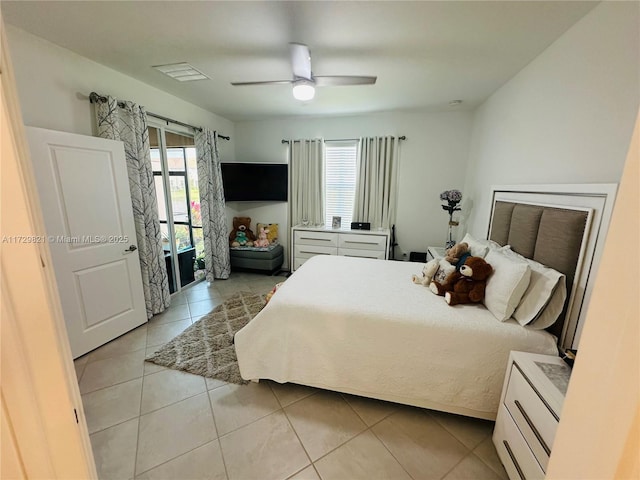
[
  {"left": 494, "top": 406, "right": 545, "bottom": 480},
  {"left": 294, "top": 244, "right": 337, "bottom": 258},
  {"left": 294, "top": 257, "right": 308, "bottom": 270},
  {"left": 338, "top": 247, "right": 386, "bottom": 260},
  {"left": 338, "top": 233, "right": 386, "bottom": 251},
  {"left": 505, "top": 365, "right": 558, "bottom": 470},
  {"left": 294, "top": 230, "right": 338, "bottom": 247}
]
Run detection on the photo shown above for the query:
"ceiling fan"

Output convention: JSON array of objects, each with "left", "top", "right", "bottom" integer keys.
[{"left": 231, "top": 43, "right": 377, "bottom": 100}]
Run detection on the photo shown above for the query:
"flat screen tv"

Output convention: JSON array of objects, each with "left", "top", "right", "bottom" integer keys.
[{"left": 221, "top": 162, "right": 288, "bottom": 202}]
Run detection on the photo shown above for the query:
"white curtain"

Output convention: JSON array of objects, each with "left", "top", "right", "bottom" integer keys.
[
  {"left": 288, "top": 139, "right": 325, "bottom": 227},
  {"left": 94, "top": 95, "right": 171, "bottom": 318},
  {"left": 352, "top": 136, "right": 400, "bottom": 230},
  {"left": 195, "top": 128, "right": 231, "bottom": 281}
]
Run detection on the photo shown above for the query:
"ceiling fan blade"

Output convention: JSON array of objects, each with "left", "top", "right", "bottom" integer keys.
[
  {"left": 231, "top": 80, "right": 293, "bottom": 86},
  {"left": 290, "top": 43, "right": 312, "bottom": 80},
  {"left": 314, "top": 76, "right": 377, "bottom": 87}
]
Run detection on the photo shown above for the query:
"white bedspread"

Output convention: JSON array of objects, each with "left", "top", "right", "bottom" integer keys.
[{"left": 234, "top": 255, "right": 558, "bottom": 418}]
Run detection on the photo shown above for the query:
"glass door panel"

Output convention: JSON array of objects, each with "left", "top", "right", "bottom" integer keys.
[
  {"left": 168, "top": 176, "right": 189, "bottom": 225},
  {"left": 150, "top": 148, "right": 162, "bottom": 172},
  {"left": 174, "top": 225, "right": 191, "bottom": 251},
  {"left": 154, "top": 176, "right": 167, "bottom": 222},
  {"left": 186, "top": 148, "right": 200, "bottom": 227},
  {"left": 166, "top": 148, "right": 186, "bottom": 172},
  {"left": 192, "top": 227, "right": 204, "bottom": 259}
]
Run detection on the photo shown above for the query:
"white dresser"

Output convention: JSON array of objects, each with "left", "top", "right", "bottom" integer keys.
[
  {"left": 291, "top": 225, "right": 390, "bottom": 271},
  {"left": 493, "top": 351, "right": 571, "bottom": 480}
]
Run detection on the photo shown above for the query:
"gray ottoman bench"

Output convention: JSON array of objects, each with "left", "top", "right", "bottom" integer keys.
[{"left": 229, "top": 244, "right": 284, "bottom": 274}]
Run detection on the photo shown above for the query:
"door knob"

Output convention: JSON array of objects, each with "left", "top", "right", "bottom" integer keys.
[{"left": 124, "top": 245, "right": 138, "bottom": 253}]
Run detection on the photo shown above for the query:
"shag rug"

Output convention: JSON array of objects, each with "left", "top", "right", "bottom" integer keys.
[{"left": 145, "top": 291, "right": 266, "bottom": 385}]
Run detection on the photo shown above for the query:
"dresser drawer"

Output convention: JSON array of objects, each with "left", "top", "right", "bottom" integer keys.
[
  {"left": 494, "top": 406, "right": 545, "bottom": 480},
  {"left": 338, "top": 247, "right": 386, "bottom": 260},
  {"left": 294, "top": 230, "right": 338, "bottom": 247},
  {"left": 505, "top": 365, "right": 558, "bottom": 469},
  {"left": 338, "top": 233, "right": 386, "bottom": 251},
  {"left": 294, "top": 244, "right": 337, "bottom": 258},
  {"left": 293, "top": 257, "right": 308, "bottom": 270}
]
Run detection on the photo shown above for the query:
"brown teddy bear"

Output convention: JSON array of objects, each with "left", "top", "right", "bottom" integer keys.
[
  {"left": 229, "top": 217, "right": 256, "bottom": 247},
  {"left": 429, "top": 256, "right": 493, "bottom": 306}
]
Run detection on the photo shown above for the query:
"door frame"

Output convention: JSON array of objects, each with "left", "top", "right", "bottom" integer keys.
[{"left": 0, "top": 19, "right": 96, "bottom": 478}]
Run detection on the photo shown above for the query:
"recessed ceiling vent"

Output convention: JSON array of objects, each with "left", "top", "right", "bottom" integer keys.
[{"left": 153, "top": 63, "right": 209, "bottom": 82}]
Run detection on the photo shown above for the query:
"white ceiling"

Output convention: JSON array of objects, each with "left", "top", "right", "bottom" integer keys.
[{"left": 2, "top": 1, "right": 598, "bottom": 121}]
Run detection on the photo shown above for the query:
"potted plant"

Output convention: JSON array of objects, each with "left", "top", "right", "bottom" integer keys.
[{"left": 195, "top": 253, "right": 205, "bottom": 271}]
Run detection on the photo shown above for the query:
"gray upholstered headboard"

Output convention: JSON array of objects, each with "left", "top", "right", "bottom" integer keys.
[
  {"left": 486, "top": 184, "right": 618, "bottom": 350},
  {"left": 488, "top": 201, "right": 590, "bottom": 340}
]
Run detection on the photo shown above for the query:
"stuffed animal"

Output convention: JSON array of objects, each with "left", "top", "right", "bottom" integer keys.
[
  {"left": 429, "top": 256, "right": 493, "bottom": 306},
  {"left": 232, "top": 227, "right": 251, "bottom": 247},
  {"left": 265, "top": 282, "right": 284, "bottom": 304},
  {"left": 412, "top": 258, "right": 455, "bottom": 286},
  {"left": 229, "top": 217, "right": 255, "bottom": 247},
  {"left": 254, "top": 227, "right": 270, "bottom": 248},
  {"left": 444, "top": 242, "right": 471, "bottom": 269},
  {"left": 257, "top": 223, "right": 279, "bottom": 244},
  {"left": 411, "top": 241, "right": 469, "bottom": 286}
]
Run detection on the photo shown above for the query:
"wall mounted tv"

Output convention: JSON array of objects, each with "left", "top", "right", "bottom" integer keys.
[{"left": 221, "top": 162, "right": 288, "bottom": 202}]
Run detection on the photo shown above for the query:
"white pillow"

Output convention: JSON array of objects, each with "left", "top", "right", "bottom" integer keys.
[
  {"left": 461, "top": 233, "right": 506, "bottom": 258},
  {"left": 528, "top": 278, "right": 567, "bottom": 330},
  {"left": 502, "top": 248, "right": 566, "bottom": 327},
  {"left": 483, "top": 249, "right": 532, "bottom": 322},
  {"left": 461, "top": 233, "right": 490, "bottom": 258}
]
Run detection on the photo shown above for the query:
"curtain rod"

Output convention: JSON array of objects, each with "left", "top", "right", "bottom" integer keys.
[
  {"left": 281, "top": 136, "right": 406, "bottom": 144},
  {"left": 89, "top": 92, "right": 230, "bottom": 141}
]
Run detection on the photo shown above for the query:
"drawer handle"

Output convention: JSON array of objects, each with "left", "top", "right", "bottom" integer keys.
[
  {"left": 300, "top": 237, "right": 331, "bottom": 241},
  {"left": 514, "top": 400, "right": 551, "bottom": 456},
  {"left": 344, "top": 240, "right": 378, "bottom": 245},
  {"left": 299, "top": 251, "right": 331, "bottom": 255},
  {"left": 514, "top": 363, "right": 559, "bottom": 421},
  {"left": 503, "top": 440, "right": 527, "bottom": 480},
  {"left": 344, "top": 255, "right": 377, "bottom": 258}
]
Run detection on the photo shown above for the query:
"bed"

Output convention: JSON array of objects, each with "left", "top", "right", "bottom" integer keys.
[{"left": 234, "top": 185, "right": 617, "bottom": 420}]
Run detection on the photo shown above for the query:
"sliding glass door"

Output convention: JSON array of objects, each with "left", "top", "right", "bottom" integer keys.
[{"left": 149, "top": 125, "right": 204, "bottom": 293}]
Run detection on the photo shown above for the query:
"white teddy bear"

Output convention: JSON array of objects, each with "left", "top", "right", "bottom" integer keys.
[
  {"left": 412, "top": 258, "right": 456, "bottom": 287},
  {"left": 412, "top": 241, "right": 470, "bottom": 287}
]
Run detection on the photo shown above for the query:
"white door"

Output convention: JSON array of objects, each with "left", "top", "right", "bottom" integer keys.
[{"left": 26, "top": 127, "right": 147, "bottom": 358}]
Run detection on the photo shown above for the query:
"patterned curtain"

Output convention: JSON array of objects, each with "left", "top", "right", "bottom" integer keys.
[
  {"left": 352, "top": 136, "right": 400, "bottom": 230},
  {"left": 94, "top": 96, "right": 171, "bottom": 318},
  {"left": 288, "top": 139, "right": 325, "bottom": 227},
  {"left": 195, "top": 128, "right": 231, "bottom": 281}
]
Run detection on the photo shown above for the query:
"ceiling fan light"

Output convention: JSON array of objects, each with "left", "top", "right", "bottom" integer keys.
[{"left": 292, "top": 82, "right": 315, "bottom": 101}]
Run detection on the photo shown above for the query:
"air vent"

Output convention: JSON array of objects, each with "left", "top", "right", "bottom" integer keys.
[{"left": 152, "top": 63, "right": 209, "bottom": 82}]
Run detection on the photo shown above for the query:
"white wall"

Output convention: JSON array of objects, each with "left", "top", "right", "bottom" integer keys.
[
  {"left": 5, "top": 25, "right": 236, "bottom": 162},
  {"left": 463, "top": 2, "right": 640, "bottom": 237},
  {"left": 547, "top": 111, "right": 639, "bottom": 480},
  {"left": 234, "top": 110, "right": 474, "bottom": 267}
]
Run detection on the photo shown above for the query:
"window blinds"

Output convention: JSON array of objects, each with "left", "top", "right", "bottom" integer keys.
[{"left": 324, "top": 140, "right": 358, "bottom": 227}]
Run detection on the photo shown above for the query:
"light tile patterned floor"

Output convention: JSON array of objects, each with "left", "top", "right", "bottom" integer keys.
[{"left": 75, "top": 271, "right": 508, "bottom": 480}]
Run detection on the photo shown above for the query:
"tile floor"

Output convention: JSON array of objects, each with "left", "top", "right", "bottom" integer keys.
[{"left": 74, "top": 271, "right": 508, "bottom": 480}]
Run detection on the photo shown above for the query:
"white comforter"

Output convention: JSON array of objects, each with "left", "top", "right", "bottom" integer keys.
[{"left": 234, "top": 255, "right": 558, "bottom": 418}]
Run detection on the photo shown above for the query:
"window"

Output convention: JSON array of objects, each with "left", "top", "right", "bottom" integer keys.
[{"left": 324, "top": 140, "right": 358, "bottom": 227}]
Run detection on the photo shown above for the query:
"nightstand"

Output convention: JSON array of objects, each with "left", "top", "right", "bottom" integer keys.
[
  {"left": 426, "top": 246, "right": 446, "bottom": 261},
  {"left": 493, "top": 351, "right": 571, "bottom": 480}
]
